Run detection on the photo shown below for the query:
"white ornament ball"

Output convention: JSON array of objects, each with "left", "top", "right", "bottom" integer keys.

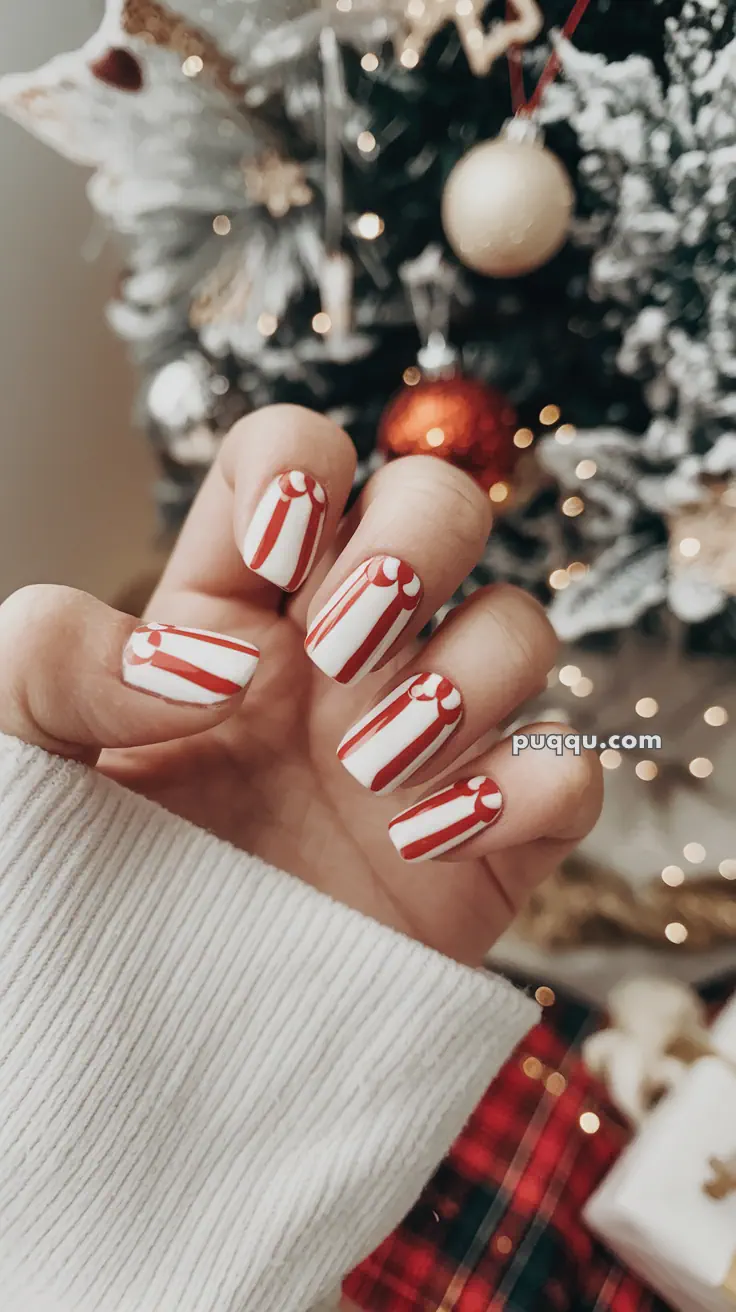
[
  {"left": 442, "top": 136, "right": 574, "bottom": 278},
  {"left": 147, "top": 354, "right": 213, "bottom": 431}
]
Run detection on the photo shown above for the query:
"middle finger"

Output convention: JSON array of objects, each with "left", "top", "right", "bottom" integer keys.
[{"left": 303, "top": 456, "right": 492, "bottom": 686}]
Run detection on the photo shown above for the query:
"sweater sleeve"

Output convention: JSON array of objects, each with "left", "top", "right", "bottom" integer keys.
[{"left": 0, "top": 733, "right": 537, "bottom": 1312}]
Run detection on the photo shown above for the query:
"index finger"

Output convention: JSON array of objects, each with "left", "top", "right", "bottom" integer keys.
[{"left": 154, "top": 406, "right": 357, "bottom": 611}]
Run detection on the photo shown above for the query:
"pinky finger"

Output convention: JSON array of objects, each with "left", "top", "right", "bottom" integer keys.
[{"left": 388, "top": 724, "right": 603, "bottom": 871}]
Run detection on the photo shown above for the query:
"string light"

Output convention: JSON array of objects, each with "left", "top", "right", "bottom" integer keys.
[
  {"left": 546, "top": 1072, "right": 567, "bottom": 1096},
  {"left": 403, "top": 366, "right": 421, "bottom": 386},
  {"left": 490, "top": 482, "right": 510, "bottom": 503},
  {"left": 353, "top": 211, "right": 385, "bottom": 239},
  {"left": 576, "top": 459, "right": 597, "bottom": 480},
  {"left": 361, "top": 52, "right": 379, "bottom": 71},
  {"left": 257, "top": 312, "right": 278, "bottom": 337},
  {"left": 513, "top": 427, "right": 534, "bottom": 448},
  {"left": 571, "top": 677, "right": 594, "bottom": 698},
  {"left": 600, "top": 749, "right": 622, "bottom": 770},
  {"left": 523, "top": 1057, "right": 543, "bottom": 1080},
  {"left": 540, "top": 404, "right": 561, "bottom": 425},
  {"left": 562, "top": 496, "right": 585, "bottom": 517},
  {"left": 495, "top": 1236, "right": 513, "bottom": 1257},
  {"left": 426, "top": 427, "right": 445, "bottom": 448},
  {"left": 665, "top": 922, "right": 688, "bottom": 945},
  {"left": 312, "top": 312, "right": 332, "bottom": 334},
  {"left": 555, "top": 424, "right": 576, "bottom": 444},
  {"left": 559, "top": 665, "right": 581, "bottom": 687},
  {"left": 535, "top": 986, "right": 556, "bottom": 1007},
  {"left": 689, "top": 757, "right": 714, "bottom": 778},
  {"left": 679, "top": 537, "right": 701, "bottom": 558},
  {"left": 636, "top": 761, "right": 659, "bottom": 781},
  {"left": 357, "top": 130, "right": 376, "bottom": 153},
  {"left": 635, "top": 698, "right": 659, "bottom": 718},
  {"left": 579, "top": 1112, "right": 600, "bottom": 1135},
  {"left": 182, "top": 55, "right": 204, "bottom": 76},
  {"left": 720, "top": 860, "right": 736, "bottom": 880},
  {"left": 212, "top": 215, "right": 231, "bottom": 236},
  {"left": 567, "top": 561, "right": 589, "bottom": 580},
  {"left": 401, "top": 47, "right": 420, "bottom": 67},
  {"left": 683, "top": 842, "right": 706, "bottom": 864},
  {"left": 549, "top": 569, "right": 570, "bottom": 590},
  {"left": 662, "top": 865, "right": 685, "bottom": 887},
  {"left": 704, "top": 705, "right": 728, "bottom": 727},
  {"left": 336, "top": 0, "right": 352, "bottom": 9}
]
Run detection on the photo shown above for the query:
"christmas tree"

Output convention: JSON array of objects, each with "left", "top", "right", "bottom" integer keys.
[{"left": 4, "top": 0, "right": 734, "bottom": 658}]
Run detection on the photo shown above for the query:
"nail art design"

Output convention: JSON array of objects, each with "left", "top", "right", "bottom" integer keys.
[
  {"left": 305, "top": 555, "right": 423, "bottom": 685},
  {"left": 122, "top": 624, "right": 259, "bottom": 706},
  {"left": 242, "top": 471, "right": 328, "bottom": 592},
  {"left": 388, "top": 775, "right": 503, "bottom": 864},
  {"left": 338, "top": 673, "right": 463, "bottom": 795}
]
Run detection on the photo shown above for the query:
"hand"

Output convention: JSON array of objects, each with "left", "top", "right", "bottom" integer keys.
[{"left": 0, "top": 407, "right": 602, "bottom": 966}]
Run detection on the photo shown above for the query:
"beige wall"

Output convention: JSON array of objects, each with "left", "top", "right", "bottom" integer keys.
[{"left": 0, "top": 0, "right": 157, "bottom": 603}]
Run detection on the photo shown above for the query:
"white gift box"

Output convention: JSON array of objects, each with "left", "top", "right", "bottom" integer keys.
[{"left": 585, "top": 1057, "right": 736, "bottom": 1312}]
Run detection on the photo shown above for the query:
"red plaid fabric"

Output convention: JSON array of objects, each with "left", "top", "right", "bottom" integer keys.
[{"left": 346, "top": 977, "right": 734, "bottom": 1312}]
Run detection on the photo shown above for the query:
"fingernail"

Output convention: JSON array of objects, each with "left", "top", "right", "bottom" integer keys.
[
  {"left": 305, "top": 555, "right": 423, "bottom": 686},
  {"left": 122, "top": 624, "right": 259, "bottom": 706},
  {"left": 242, "top": 471, "right": 328, "bottom": 592},
  {"left": 338, "top": 673, "right": 463, "bottom": 795},
  {"left": 388, "top": 775, "right": 503, "bottom": 864}
]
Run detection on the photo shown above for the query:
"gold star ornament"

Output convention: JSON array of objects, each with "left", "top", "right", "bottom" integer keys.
[
  {"left": 397, "top": 0, "right": 543, "bottom": 76},
  {"left": 243, "top": 151, "right": 314, "bottom": 219}
]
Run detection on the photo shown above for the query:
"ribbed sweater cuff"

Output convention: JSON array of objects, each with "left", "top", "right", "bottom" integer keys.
[{"left": 0, "top": 734, "right": 537, "bottom": 1312}]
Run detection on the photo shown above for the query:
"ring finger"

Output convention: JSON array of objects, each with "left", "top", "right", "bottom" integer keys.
[{"left": 337, "top": 583, "right": 557, "bottom": 795}]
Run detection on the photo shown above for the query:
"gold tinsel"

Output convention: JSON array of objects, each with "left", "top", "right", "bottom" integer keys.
[
  {"left": 122, "top": 0, "right": 242, "bottom": 97},
  {"left": 517, "top": 856, "right": 736, "bottom": 952}
]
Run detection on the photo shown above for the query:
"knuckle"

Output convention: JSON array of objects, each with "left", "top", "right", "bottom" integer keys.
[
  {"left": 225, "top": 404, "right": 355, "bottom": 463},
  {"left": 380, "top": 455, "right": 492, "bottom": 556},
  {"left": 473, "top": 584, "right": 559, "bottom": 683}
]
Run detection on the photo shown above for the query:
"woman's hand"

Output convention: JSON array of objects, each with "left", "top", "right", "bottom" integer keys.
[{"left": 0, "top": 406, "right": 602, "bottom": 966}]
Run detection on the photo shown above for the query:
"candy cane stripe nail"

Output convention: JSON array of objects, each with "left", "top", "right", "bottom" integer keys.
[
  {"left": 389, "top": 776, "right": 504, "bottom": 863},
  {"left": 243, "top": 471, "right": 328, "bottom": 592},
  {"left": 306, "top": 555, "right": 423, "bottom": 685},
  {"left": 338, "top": 673, "right": 463, "bottom": 794},
  {"left": 123, "top": 624, "right": 259, "bottom": 706}
]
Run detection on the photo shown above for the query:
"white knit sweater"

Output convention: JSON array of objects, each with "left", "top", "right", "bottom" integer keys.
[{"left": 0, "top": 733, "right": 537, "bottom": 1312}]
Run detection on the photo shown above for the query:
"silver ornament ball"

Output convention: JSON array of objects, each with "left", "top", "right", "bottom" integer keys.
[{"left": 442, "top": 134, "right": 574, "bottom": 278}]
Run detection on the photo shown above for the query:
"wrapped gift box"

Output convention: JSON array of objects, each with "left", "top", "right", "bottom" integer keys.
[{"left": 585, "top": 1057, "right": 736, "bottom": 1312}]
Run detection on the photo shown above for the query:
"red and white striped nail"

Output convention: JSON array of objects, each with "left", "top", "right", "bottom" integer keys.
[
  {"left": 306, "top": 555, "right": 423, "bottom": 686},
  {"left": 122, "top": 624, "right": 259, "bottom": 706},
  {"left": 242, "top": 471, "right": 328, "bottom": 592},
  {"left": 338, "top": 673, "right": 463, "bottom": 795},
  {"left": 388, "top": 775, "right": 504, "bottom": 864}
]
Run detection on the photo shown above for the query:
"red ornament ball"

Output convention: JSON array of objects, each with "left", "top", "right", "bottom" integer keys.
[{"left": 378, "top": 372, "right": 519, "bottom": 493}]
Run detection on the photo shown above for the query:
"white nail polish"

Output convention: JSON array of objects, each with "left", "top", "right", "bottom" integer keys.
[
  {"left": 122, "top": 624, "right": 259, "bottom": 706},
  {"left": 338, "top": 673, "right": 463, "bottom": 794},
  {"left": 305, "top": 555, "right": 423, "bottom": 685},
  {"left": 242, "top": 471, "right": 327, "bottom": 592},
  {"left": 388, "top": 775, "right": 503, "bottom": 863}
]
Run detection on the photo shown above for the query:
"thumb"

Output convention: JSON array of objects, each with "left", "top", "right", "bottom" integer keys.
[{"left": 0, "top": 585, "right": 259, "bottom": 763}]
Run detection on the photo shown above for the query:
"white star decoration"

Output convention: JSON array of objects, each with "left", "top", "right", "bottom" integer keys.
[{"left": 395, "top": 0, "right": 543, "bottom": 76}]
